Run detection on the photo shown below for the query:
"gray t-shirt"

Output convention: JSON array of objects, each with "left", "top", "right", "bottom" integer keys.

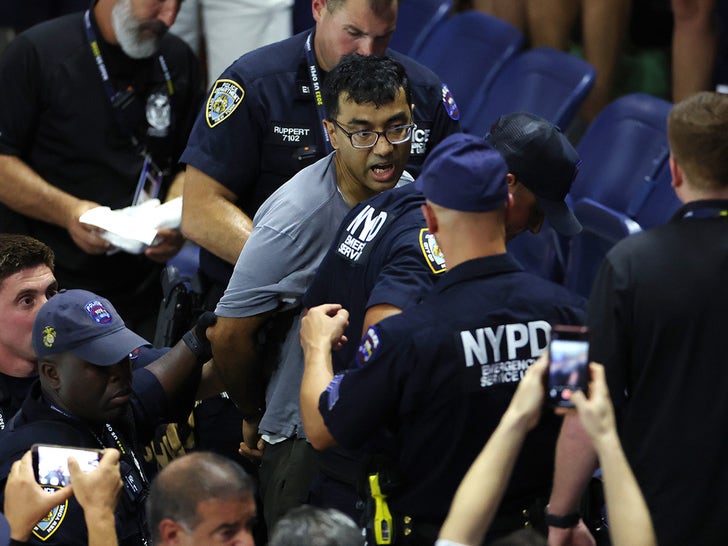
[{"left": 216, "top": 152, "right": 412, "bottom": 438}]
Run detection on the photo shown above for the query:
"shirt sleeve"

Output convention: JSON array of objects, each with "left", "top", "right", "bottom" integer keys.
[
  {"left": 587, "top": 255, "right": 632, "bottom": 412},
  {"left": 0, "top": 34, "right": 42, "bottom": 156},
  {"left": 319, "top": 323, "right": 411, "bottom": 449},
  {"left": 215, "top": 223, "right": 313, "bottom": 317}
]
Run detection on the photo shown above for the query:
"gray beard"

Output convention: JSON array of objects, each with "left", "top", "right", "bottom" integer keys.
[{"left": 111, "top": 0, "right": 162, "bottom": 59}]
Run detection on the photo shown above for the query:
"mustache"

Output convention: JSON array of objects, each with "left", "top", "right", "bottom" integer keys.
[{"left": 139, "top": 20, "right": 169, "bottom": 37}]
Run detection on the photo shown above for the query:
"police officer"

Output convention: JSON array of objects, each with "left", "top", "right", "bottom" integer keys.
[
  {"left": 0, "top": 289, "right": 213, "bottom": 545},
  {"left": 180, "top": 0, "right": 461, "bottom": 300},
  {"left": 300, "top": 133, "right": 586, "bottom": 544},
  {"left": 0, "top": 0, "right": 203, "bottom": 338},
  {"left": 302, "top": 113, "right": 584, "bottom": 522}
]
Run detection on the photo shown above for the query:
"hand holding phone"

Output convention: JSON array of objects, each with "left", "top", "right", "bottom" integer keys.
[
  {"left": 548, "top": 325, "right": 589, "bottom": 408},
  {"left": 31, "top": 444, "right": 103, "bottom": 487}
]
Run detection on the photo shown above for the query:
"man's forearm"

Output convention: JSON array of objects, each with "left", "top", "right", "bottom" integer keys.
[
  {"left": 300, "top": 344, "right": 337, "bottom": 450},
  {"left": 0, "top": 154, "right": 85, "bottom": 228},
  {"left": 181, "top": 166, "right": 253, "bottom": 265},
  {"left": 207, "top": 315, "right": 269, "bottom": 416},
  {"left": 549, "top": 413, "right": 599, "bottom": 514}
]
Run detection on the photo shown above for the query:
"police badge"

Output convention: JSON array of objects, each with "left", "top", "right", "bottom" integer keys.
[
  {"left": 206, "top": 79, "right": 245, "bottom": 128},
  {"left": 146, "top": 92, "right": 171, "bottom": 137}
]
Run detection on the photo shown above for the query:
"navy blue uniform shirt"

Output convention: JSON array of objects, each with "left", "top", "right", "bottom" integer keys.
[
  {"left": 319, "top": 254, "right": 586, "bottom": 523},
  {"left": 304, "top": 184, "right": 445, "bottom": 373}
]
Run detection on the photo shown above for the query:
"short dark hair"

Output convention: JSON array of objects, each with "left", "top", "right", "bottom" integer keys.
[
  {"left": 146, "top": 452, "right": 255, "bottom": 542},
  {"left": 326, "top": 0, "right": 398, "bottom": 17},
  {"left": 323, "top": 53, "right": 412, "bottom": 120},
  {"left": 668, "top": 91, "right": 728, "bottom": 191},
  {"left": 269, "top": 506, "right": 364, "bottom": 546},
  {"left": 0, "top": 234, "right": 54, "bottom": 288}
]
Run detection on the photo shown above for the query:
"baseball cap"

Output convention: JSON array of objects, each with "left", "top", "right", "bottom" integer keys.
[
  {"left": 32, "top": 289, "right": 149, "bottom": 366},
  {"left": 487, "top": 112, "right": 582, "bottom": 236},
  {"left": 415, "top": 133, "right": 508, "bottom": 212}
]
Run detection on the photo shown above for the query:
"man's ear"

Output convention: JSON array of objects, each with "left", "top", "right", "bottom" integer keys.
[
  {"left": 506, "top": 173, "right": 517, "bottom": 190},
  {"left": 158, "top": 519, "right": 187, "bottom": 544},
  {"left": 669, "top": 155, "right": 687, "bottom": 203},
  {"left": 39, "top": 360, "right": 60, "bottom": 390},
  {"left": 312, "top": 0, "right": 327, "bottom": 23},
  {"left": 322, "top": 119, "right": 338, "bottom": 150},
  {"left": 421, "top": 202, "right": 438, "bottom": 235}
]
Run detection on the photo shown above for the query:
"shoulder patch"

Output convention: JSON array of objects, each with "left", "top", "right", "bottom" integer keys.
[
  {"left": 206, "top": 79, "right": 245, "bottom": 128},
  {"left": 32, "top": 487, "right": 69, "bottom": 541},
  {"left": 441, "top": 84, "right": 460, "bottom": 121},
  {"left": 419, "top": 228, "right": 447, "bottom": 274},
  {"left": 356, "top": 325, "right": 382, "bottom": 367}
]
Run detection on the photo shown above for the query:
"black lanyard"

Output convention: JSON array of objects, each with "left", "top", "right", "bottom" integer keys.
[{"left": 304, "top": 31, "right": 333, "bottom": 154}]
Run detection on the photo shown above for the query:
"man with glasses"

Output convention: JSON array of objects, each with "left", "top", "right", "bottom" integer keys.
[{"left": 205, "top": 53, "right": 414, "bottom": 533}]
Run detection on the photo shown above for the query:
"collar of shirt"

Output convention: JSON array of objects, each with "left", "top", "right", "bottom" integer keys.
[{"left": 432, "top": 253, "right": 523, "bottom": 295}]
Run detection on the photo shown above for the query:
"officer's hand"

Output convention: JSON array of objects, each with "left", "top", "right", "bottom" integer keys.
[
  {"left": 68, "top": 449, "right": 122, "bottom": 517},
  {"left": 68, "top": 200, "right": 112, "bottom": 255},
  {"left": 145, "top": 227, "right": 186, "bottom": 263},
  {"left": 502, "top": 353, "right": 548, "bottom": 432},
  {"left": 4, "top": 451, "right": 73, "bottom": 542},
  {"left": 548, "top": 520, "right": 596, "bottom": 546},
  {"left": 300, "top": 304, "right": 349, "bottom": 354},
  {"left": 239, "top": 418, "right": 265, "bottom": 463}
]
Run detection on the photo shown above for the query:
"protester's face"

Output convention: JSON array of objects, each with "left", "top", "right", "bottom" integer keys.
[
  {"left": 506, "top": 181, "right": 544, "bottom": 240},
  {"left": 313, "top": 0, "right": 398, "bottom": 71},
  {"left": 112, "top": 0, "right": 179, "bottom": 58},
  {"left": 327, "top": 88, "right": 412, "bottom": 199},
  {"left": 180, "top": 497, "right": 256, "bottom": 546},
  {"left": 50, "top": 355, "right": 133, "bottom": 424},
  {"left": 0, "top": 265, "right": 57, "bottom": 377}
]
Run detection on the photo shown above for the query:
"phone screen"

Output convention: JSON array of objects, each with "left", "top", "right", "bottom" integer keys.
[
  {"left": 32, "top": 445, "right": 102, "bottom": 486},
  {"left": 548, "top": 328, "right": 589, "bottom": 408}
]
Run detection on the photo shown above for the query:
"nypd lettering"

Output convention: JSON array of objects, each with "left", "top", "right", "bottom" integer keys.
[
  {"left": 269, "top": 123, "right": 313, "bottom": 145},
  {"left": 460, "top": 320, "right": 550, "bottom": 388},
  {"left": 206, "top": 79, "right": 245, "bottom": 128},
  {"left": 32, "top": 488, "right": 68, "bottom": 541},
  {"left": 337, "top": 204, "right": 394, "bottom": 264},
  {"left": 410, "top": 122, "right": 431, "bottom": 157},
  {"left": 419, "top": 228, "right": 446, "bottom": 274}
]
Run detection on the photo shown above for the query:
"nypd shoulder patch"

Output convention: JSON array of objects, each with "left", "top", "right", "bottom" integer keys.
[
  {"left": 419, "top": 228, "right": 447, "bottom": 274},
  {"left": 441, "top": 84, "right": 460, "bottom": 121},
  {"left": 206, "top": 79, "right": 245, "bottom": 128},
  {"left": 32, "top": 488, "right": 69, "bottom": 541},
  {"left": 356, "top": 325, "right": 382, "bottom": 367}
]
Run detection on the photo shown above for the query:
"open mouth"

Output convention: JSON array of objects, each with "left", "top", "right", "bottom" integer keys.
[{"left": 370, "top": 162, "right": 395, "bottom": 182}]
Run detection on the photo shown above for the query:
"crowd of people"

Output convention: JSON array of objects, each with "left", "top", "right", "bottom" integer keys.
[{"left": 0, "top": 0, "right": 726, "bottom": 545}]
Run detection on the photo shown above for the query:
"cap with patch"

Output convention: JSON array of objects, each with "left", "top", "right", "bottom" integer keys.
[
  {"left": 32, "top": 289, "right": 149, "bottom": 366},
  {"left": 487, "top": 112, "right": 582, "bottom": 236},
  {"left": 415, "top": 133, "right": 508, "bottom": 212}
]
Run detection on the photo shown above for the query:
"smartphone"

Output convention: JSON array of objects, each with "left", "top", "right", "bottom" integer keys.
[
  {"left": 31, "top": 444, "right": 102, "bottom": 486},
  {"left": 548, "top": 325, "right": 589, "bottom": 407}
]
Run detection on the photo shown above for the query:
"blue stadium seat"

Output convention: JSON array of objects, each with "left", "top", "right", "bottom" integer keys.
[
  {"left": 626, "top": 153, "right": 683, "bottom": 229},
  {"left": 569, "top": 93, "right": 672, "bottom": 212},
  {"left": 563, "top": 198, "right": 642, "bottom": 298},
  {"left": 390, "top": 0, "right": 453, "bottom": 56},
  {"left": 468, "top": 46, "right": 595, "bottom": 136},
  {"left": 411, "top": 11, "right": 524, "bottom": 131}
]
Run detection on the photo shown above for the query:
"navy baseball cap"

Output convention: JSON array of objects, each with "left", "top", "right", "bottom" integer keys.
[
  {"left": 32, "top": 289, "right": 149, "bottom": 366},
  {"left": 487, "top": 112, "right": 582, "bottom": 236},
  {"left": 415, "top": 133, "right": 508, "bottom": 212}
]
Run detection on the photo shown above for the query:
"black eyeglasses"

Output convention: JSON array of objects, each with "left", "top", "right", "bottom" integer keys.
[{"left": 330, "top": 119, "right": 416, "bottom": 149}]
